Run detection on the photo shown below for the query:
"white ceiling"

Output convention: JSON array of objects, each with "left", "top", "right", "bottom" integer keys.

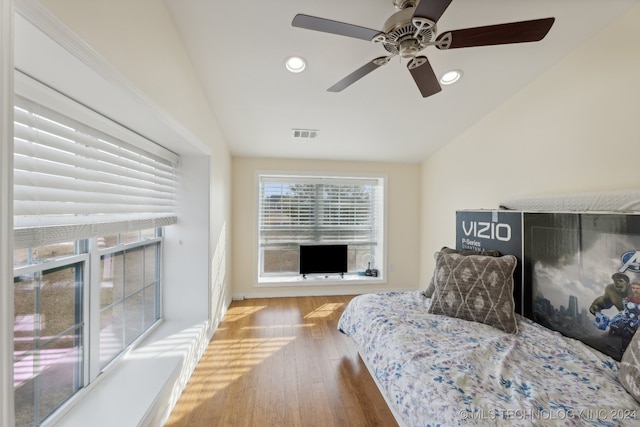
[{"left": 165, "top": 0, "right": 636, "bottom": 163}]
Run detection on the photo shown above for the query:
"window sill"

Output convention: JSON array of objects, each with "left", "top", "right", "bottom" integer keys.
[
  {"left": 257, "top": 274, "right": 385, "bottom": 287},
  {"left": 46, "top": 318, "right": 209, "bottom": 427}
]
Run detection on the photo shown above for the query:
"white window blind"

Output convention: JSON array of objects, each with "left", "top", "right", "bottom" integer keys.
[
  {"left": 13, "top": 89, "right": 178, "bottom": 249},
  {"left": 258, "top": 174, "right": 382, "bottom": 246}
]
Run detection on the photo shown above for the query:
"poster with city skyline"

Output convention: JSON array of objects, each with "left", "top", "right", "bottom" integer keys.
[{"left": 524, "top": 213, "right": 640, "bottom": 361}]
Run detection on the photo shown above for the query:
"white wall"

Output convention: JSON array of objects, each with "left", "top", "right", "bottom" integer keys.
[
  {"left": 420, "top": 4, "right": 640, "bottom": 286},
  {"left": 232, "top": 157, "right": 421, "bottom": 298},
  {"left": 163, "top": 155, "right": 211, "bottom": 321}
]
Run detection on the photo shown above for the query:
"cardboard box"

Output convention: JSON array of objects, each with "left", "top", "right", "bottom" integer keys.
[
  {"left": 524, "top": 212, "right": 640, "bottom": 360},
  {"left": 457, "top": 210, "right": 640, "bottom": 360},
  {"left": 456, "top": 210, "right": 523, "bottom": 313}
]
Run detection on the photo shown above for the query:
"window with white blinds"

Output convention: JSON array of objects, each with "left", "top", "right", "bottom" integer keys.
[
  {"left": 11, "top": 73, "right": 174, "bottom": 426},
  {"left": 13, "top": 82, "right": 179, "bottom": 249},
  {"left": 258, "top": 174, "right": 385, "bottom": 278}
]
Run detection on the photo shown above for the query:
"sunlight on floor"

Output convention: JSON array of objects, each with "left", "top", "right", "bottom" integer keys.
[
  {"left": 223, "top": 305, "right": 266, "bottom": 322},
  {"left": 167, "top": 335, "right": 296, "bottom": 420},
  {"left": 304, "top": 302, "right": 344, "bottom": 319},
  {"left": 241, "top": 323, "right": 314, "bottom": 331}
]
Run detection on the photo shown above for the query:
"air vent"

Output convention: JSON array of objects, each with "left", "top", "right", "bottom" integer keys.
[{"left": 292, "top": 128, "right": 319, "bottom": 140}]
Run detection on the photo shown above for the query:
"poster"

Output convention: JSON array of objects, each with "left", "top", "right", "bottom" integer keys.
[{"left": 524, "top": 213, "right": 640, "bottom": 361}]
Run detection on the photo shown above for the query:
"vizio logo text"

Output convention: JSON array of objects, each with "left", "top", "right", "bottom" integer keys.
[{"left": 462, "top": 221, "right": 512, "bottom": 242}]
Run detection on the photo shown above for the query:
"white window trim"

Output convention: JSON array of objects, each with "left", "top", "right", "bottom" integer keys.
[
  {"left": 254, "top": 170, "right": 388, "bottom": 287},
  {"left": 1, "top": 1, "right": 15, "bottom": 426}
]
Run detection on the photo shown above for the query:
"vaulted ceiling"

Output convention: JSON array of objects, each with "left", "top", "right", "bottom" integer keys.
[{"left": 165, "top": 0, "right": 634, "bottom": 163}]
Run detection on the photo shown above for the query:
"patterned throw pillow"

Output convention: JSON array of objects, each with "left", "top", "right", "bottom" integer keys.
[
  {"left": 427, "top": 251, "right": 518, "bottom": 334},
  {"left": 620, "top": 330, "right": 640, "bottom": 403},
  {"left": 423, "top": 247, "right": 501, "bottom": 298}
]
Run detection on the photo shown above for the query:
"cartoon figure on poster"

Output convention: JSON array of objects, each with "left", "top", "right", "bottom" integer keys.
[
  {"left": 591, "top": 276, "right": 640, "bottom": 353},
  {"left": 529, "top": 217, "right": 640, "bottom": 361}
]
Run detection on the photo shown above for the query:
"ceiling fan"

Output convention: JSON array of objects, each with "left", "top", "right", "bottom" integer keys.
[{"left": 292, "top": 0, "right": 554, "bottom": 98}]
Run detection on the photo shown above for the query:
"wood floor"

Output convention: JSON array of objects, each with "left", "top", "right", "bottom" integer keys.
[{"left": 165, "top": 295, "right": 398, "bottom": 427}]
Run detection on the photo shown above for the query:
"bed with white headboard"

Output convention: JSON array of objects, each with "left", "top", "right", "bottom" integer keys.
[{"left": 337, "top": 191, "right": 640, "bottom": 426}]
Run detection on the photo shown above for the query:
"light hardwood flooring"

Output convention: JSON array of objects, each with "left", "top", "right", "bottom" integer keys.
[{"left": 165, "top": 295, "right": 398, "bottom": 427}]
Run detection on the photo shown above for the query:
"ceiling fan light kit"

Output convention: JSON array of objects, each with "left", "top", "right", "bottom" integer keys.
[{"left": 291, "top": 0, "right": 554, "bottom": 98}]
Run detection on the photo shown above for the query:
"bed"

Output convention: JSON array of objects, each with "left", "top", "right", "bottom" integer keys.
[{"left": 338, "top": 248, "right": 640, "bottom": 426}]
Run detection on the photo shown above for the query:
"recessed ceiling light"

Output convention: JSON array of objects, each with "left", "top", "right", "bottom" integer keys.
[
  {"left": 440, "top": 69, "right": 463, "bottom": 85},
  {"left": 285, "top": 56, "right": 307, "bottom": 73}
]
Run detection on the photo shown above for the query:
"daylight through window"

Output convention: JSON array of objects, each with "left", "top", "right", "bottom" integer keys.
[{"left": 257, "top": 174, "right": 385, "bottom": 282}]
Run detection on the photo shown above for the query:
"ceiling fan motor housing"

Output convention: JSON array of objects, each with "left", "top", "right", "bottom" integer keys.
[
  {"left": 291, "top": 0, "right": 556, "bottom": 98},
  {"left": 393, "top": 0, "right": 418, "bottom": 10},
  {"left": 382, "top": 7, "right": 436, "bottom": 57}
]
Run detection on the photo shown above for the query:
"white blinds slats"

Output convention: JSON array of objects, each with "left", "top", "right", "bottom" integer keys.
[
  {"left": 13, "top": 171, "right": 174, "bottom": 201},
  {"left": 13, "top": 134, "right": 174, "bottom": 186},
  {"left": 258, "top": 175, "right": 380, "bottom": 245},
  {"left": 14, "top": 113, "right": 174, "bottom": 180},
  {"left": 14, "top": 99, "right": 175, "bottom": 173},
  {"left": 13, "top": 90, "right": 178, "bottom": 249},
  {"left": 15, "top": 191, "right": 174, "bottom": 213},
  {"left": 13, "top": 154, "right": 175, "bottom": 194}
]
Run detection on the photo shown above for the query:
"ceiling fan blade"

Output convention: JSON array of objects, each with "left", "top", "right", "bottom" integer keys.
[
  {"left": 292, "top": 14, "right": 382, "bottom": 41},
  {"left": 436, "top": 17, "right": 555, "bottom": 49},
  {"left": 412, "top": 0, "right": 453, "bottom": 23},
  {"left": 408, "top": 56, "right": 442, "bottom": 98},
  {"left": 327, "top": 57, "right": 389, "bottom": 92}
]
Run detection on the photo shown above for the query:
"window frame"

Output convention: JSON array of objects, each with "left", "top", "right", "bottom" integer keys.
[
  {"left": 92, "top": 235, "right": 163, "bottom": 374},
  {"left": 1, "top": 2, "right": 14, "bottom": 425},
  {"left": 13, "top": 249, "right": 88, "bottom": 426},
  {"left": 255, "top": 171, "right": 387, "bottom": 286},
  {"left": 12, "top": 231, "right": 165, "bottom": 426},
  {"left": 12, "top": 70, "right": 175, "bottom": 426}
]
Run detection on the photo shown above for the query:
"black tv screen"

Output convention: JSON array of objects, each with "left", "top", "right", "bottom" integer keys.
[{"left": 299, "top": 244, "right": 348, "bottom": 277}]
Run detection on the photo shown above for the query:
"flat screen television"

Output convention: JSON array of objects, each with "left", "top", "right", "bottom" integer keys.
[{"left": 299, "top": 244, "right": 348, "bottom": 278}]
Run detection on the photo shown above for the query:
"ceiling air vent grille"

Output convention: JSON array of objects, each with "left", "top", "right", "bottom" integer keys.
[{"left": 292, "top": 128, "right": 319, "bottom": 140}]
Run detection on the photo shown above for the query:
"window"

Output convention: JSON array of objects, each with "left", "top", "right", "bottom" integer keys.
[
  {"left": 12, "top": 73, "right": 177, "bottom": 426},
  {"left": 98, "top": 235, "right": 161, "bottom": 368},
  {"left": 258, "top": 173, "right": 385, "bottom": 282},
  {"left": 13, "top": 254, "right": 86, "bottom": 427}
]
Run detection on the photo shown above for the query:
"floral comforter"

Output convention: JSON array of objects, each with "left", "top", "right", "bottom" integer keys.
[{"left": 337, "top": 291, "right": 640, "bottom": 427}]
